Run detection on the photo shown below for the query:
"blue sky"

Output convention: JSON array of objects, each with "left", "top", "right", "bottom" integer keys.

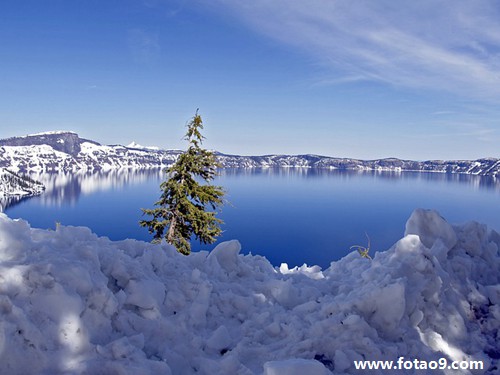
[{"left": 1, "top": 0, "right": 499, "bottom": 160}]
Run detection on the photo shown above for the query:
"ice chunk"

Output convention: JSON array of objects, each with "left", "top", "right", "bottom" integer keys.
[
  {"left": 205, "top": 325, "right": 231, "bottom": 353},
  {"left": 405, "top": 208, "right": 457, "bottom": 250},
  {"left": 125, "top": 279, "right": 166, "bottom": 310},
  {"left": 457, "top": 221, "right": 488, "bottom": 256},
  {"left": 206, "top": 240, "right": 241, "bottom": 272},
  {"left": 354, "top": 282, "right": 405, "bottom": 339},
  {"left": 0, "top": 214, "right": 31, "bottom": 261}
]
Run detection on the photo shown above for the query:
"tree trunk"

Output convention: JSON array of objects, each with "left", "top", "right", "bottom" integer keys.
[{"left": 167, "top": 214, "right": 177, "bottom": 245}]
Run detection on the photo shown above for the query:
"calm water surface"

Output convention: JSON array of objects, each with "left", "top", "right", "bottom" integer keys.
[{"left": 5, "top": 168, "right": 500, "bottom": 268}]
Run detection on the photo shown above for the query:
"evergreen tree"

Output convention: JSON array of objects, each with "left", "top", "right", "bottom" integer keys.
[{"left": 140, "top": 111, "right": 224, "bottom": 255}]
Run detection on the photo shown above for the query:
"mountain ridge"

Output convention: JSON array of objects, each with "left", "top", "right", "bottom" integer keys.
[{"left": 0, "top": 131, "right": 498, "bottom": 177}]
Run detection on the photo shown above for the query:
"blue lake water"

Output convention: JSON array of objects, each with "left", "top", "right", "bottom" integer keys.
[{"left": 4, "top": 168, "right": 500, "bottom": 268}]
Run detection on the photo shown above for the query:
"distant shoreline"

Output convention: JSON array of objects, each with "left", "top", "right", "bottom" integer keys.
[{"left": 0, "top": 131, "right": 498, "bottom": 177}]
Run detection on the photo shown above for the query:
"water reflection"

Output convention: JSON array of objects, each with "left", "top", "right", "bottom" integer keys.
[
  {"left": 32, "top": 168, "right": 165, "bottom": 207},
  {"left": 0, "top": 195, "right": 36, "bottom": 212},
  {"left": 220, "top": 168, "right": 499, "bottom": 191},
  {"left": 2, "top": 168, "right": 499, "bottom": 211},
  {"left": 4, "top": 167, "right": 499, "bottom": 267},
  {"left": 0, "top": 168, "right": 163, "bottom": 210}
]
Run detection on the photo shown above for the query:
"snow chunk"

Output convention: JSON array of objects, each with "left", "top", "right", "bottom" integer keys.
[
  {"left": 0, "top": 210, "right": 498, "bottom": 374},
  {"left": 0, "top": 214, "right": 32, "bottom": 261},
  {"left": 206, "top": 240, "right": 241, "bottom": 272},
  {"left": 405, "top": 208, "right": 457, "bottom": 250},
  {"left": 125, "top": 279, "right": 166, "bottom": 310},
  {"left": 205, "top": 325, "right": 231, "bottom": 353},
  {"left": 279, "top": 263, "right": 324, "bottom": 279},
  {"left": 354, "top": 281, "right": 406, "bottom": 339},
  {"left": 263, "top": 358, "right": 330, "bottom": 375},
  {"left": 126, "top": 141, "right": 160, "bottom": 151}
]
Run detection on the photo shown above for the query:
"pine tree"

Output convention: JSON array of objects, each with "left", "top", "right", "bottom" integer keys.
[{"left": 140, "top": 111, "right": 225, "bottom": 255}]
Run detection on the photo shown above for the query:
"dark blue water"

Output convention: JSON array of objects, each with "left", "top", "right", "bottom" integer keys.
[{"left": 4, "top": 168, "right": 500, "bottom": 268}]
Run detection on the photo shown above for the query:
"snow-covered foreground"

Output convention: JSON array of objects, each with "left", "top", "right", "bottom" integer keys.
[{"left": 0, "top": 210, "right": 498, "bottom": 374}]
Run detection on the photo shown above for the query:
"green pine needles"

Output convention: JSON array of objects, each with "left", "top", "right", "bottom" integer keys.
[{"left": 140, "top": 110, "right": 225, "bottom": 255}]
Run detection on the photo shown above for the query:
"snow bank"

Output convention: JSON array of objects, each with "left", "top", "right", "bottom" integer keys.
[{"left": 0, "top": 209, "right": 498, "bottom": 374}]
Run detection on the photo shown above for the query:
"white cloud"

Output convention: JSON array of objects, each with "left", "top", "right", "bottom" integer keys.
[{"left": 205, "top": 0, "right": 500, "bottom": 100}]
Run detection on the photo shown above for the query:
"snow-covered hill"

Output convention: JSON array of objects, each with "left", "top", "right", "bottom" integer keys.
[
  {"left": 218, "top": 154, "right": 500, "bottom": 176},
  {"left": 0, "top": 131, "right": 498, "bottom": 176},
  {"left": 0, "top": 209, "right": 498, "bottom": 374},
  {"left": 0, "top": 168, "right": 44, "bottom": 209},
  {"left": 0, "top": 132, "right": 178, "bottom": 173},
  {"left": 126, "top": 141, "right": 160, "bottom": 151}
]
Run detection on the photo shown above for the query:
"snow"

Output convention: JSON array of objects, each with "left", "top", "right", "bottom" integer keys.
[
  {"left": 0, "top": 169, "right": 27, "bottom": 198},
  {"left": 127, "top": 142, "right": 160, "bottom": 151},
  {"left": 0, "top": 168, "right": 44, "bottom": 199},
  {"left": 264, "top": 358, "right": 329, "bottom": 374},
  {"left": 0, "top": 209, "right": 498, "bottom": 374},
  {"left": 0, "top": 144, "right": 73, "bottom": 173},
  {"left": 24, "top": 131, "right": 77, "bottom": 137}
]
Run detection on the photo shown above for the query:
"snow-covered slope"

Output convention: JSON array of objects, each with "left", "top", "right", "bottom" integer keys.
[
  {"left": 0, "top": 168, "right": 44, "bottom": 199},
  {"left": 126, "top": 141, "right": 160, "bottom": 151},
  {"left": 0, "top": 131, "right": 499, "bottom": 176},
  {"left": 0, "top": 209, "right": 498, "bottom": 374},
  {"left": 0, "top": 132, "right": 178, "bottom": 173},
  {"left": 216, "top": 154, "right": 500, "bottom": 177}
]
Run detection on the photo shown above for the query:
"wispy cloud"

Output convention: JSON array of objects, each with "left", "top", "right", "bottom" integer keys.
[
  {"left": 206, "top": 0, "right": 500, "bottom": 100},
  {"left": 140, "top": 0, "right": 185, "bottom": 17},
  {"left": 426, "top": 120, "right": 499, "bottom": 143},
  {"left": 431, "top": 111, "right": 455, "bottom": 116},
  {"left": 128, "top": 28, "right": 161, "bottom": 64}
]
